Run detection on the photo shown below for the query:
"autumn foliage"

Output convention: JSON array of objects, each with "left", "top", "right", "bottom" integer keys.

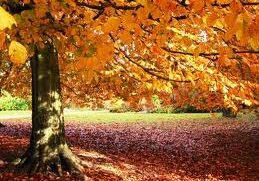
[
  {"left": 0, "top": 0, "right": 259, "bottom": 178},
  {"left": 0, "top": 0, "right": 258, "bottom": 112}
]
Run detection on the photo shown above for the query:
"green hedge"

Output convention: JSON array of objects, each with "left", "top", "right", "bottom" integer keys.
[{"left": 0, "top": 91, "right": 29, "bottom": 111}]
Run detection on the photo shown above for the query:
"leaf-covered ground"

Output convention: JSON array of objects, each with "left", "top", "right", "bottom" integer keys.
[{"left": 0, "top": 118, "right": 258, "bottom": 180}]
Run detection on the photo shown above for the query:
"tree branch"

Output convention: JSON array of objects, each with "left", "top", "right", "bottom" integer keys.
[
  {"left": 118, "top": 49, "right": 195, "bottom": 83},
  {"left": 77, "top": 0, "right": 142, "bottom": 20},
  {"left": 105, "top": 0, "right": 143, "bottom": 10},
  {"left": 211, "top": 1, "right": 259, "bottom": 7},
  {"left": 76, "top": 0, "right": 142, "bottom": 11},
  {"left": 1, "top": 1, "right": 34, "bottom": 14},
  {"left": 162, "top": 47, "right": 259, "bottom": 57},
  {"left": 76, "top": 2, "right": 105, "bottom": 10},
  {"left": 172, "top": 15, "right": 188, "bottom": 21},
  {"left": 108, "top": 61, "right": 141, "bottom": 83},
  {"left": 176, "top": 0, "right": 259, "bottom": 8},
  {"left": 61, "top": 82, "right": 81, "bottom": 97}
]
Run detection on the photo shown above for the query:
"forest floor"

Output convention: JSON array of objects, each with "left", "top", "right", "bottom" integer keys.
[{"left": 0, "top": 114, "right": 258, "bottom": 180}]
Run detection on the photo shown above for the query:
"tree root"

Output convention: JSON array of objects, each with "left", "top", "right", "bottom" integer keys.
[{"left": 8, "top": 144, "right": 89, "bottom": 180}]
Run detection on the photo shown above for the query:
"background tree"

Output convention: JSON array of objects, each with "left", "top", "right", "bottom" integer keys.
[{"left": 0, "top": 0, "right": 258, "bottom": 176}]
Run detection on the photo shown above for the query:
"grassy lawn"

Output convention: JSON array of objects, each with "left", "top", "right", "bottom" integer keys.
[
  {"left": 0, "top": 111, "right": 31, "bottom": 117},
  {"left": 65, "top": 110, "right": 222, "bottom": 123},
  {"left": 0, "top": 110, "right": 222, "bottom": 122},
  {"left": 0, "top": 110, "right": 257, "bottom": 124}
]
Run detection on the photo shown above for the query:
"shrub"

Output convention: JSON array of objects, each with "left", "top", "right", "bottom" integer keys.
[
  {"left": 104, "top": 98, "right": 130, "bottom": 113},
  {"left": 0, "top": 91, "right": 29, "bottom": 111}
]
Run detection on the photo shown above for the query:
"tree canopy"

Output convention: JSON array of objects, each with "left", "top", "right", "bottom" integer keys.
[{"left": 0, "top": 0, "right": 259, "bottom": 112}]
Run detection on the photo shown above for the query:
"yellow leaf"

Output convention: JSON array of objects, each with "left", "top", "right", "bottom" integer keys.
[
  {"left": 0, "top": 7, "right": 17, "bottom": 30},
  {"left": 249, "top": 37, "right": 259, "bottom": 50},
  {"left": 168, "top": 27, "right": 196, "bottom": 40},
  {"left": 218, "top": 0, "right": 231, "bottom": 3},
  {"left": 9, "top": 41, "right": 28, "bottom": 64},
  {"left": 137, "top": 0, "right": 148, "bottom": 6},
  {"left": 189, "top": 77, "right": 195, "bottom": 86},
  {"left": 145, "top": 82, "right": 152, "bottom": 89},
  {"left": 243, "top": 99, "right": 252, "bottom": 106},
  {"left": 214, "top": 19, "right": 225, "bottom": 29}
]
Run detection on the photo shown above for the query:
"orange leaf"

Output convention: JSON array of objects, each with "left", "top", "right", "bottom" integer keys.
[
  {"left": 120, "top": 31, "right": 132, "bottom": 44},
  {"left": 206, "top": 12, "right": 218, "bottom": 26},
  {"left": 35, "top": 5, "right": 48, "bottom": 18},
  {"left": 190, "top": 0, "right": 205, "bottom": 12},
  {"left": 0, "top": 31, "right": 5, "bottom": 49},
  {"left": 103, "top": 17, "right": 121, "bottom": 33}
]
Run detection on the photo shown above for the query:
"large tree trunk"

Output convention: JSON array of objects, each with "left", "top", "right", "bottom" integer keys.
[{"left": 13, "top": 40, "right": 84, "bottom": 176}]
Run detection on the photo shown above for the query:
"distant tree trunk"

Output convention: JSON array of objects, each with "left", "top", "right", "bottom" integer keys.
[
  {"left": 13, "top": 40, "right": 84, "bottom": 175},
  {"left": 222, "top": 108, "right": 237, "bottom": 118},
  {"left": 0, "top": 122, "right": 5, "bottom": 128}
]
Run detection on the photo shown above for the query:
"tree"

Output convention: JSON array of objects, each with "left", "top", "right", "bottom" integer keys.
[
  {"left": 0, "top": 0, "right": 258, "bottom": 177},
  {"left": 15, "top": 40, "right": 84, "bottom": 174},
  {"left": 0, "top": 122, "right": 5, "bottom": 128}
]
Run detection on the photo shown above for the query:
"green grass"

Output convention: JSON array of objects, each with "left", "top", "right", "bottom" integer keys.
[
  {"left": 0, "top": 110, "right": 221, "bottom": 123},
  {"left": 0, "top": 110, "right": 257, "bottom": 124},
  {"left": 0, "top": 110, "right": 31, "bottom": 116},
  {"left": 65, "top": 110, "right": 222, "bottom": 123}
]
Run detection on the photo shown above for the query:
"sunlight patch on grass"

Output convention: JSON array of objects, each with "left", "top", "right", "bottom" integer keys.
[{"left": 0, "top": 111, "right": 31, "bottom": 116}]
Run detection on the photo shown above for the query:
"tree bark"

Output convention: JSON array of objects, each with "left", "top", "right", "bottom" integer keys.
[
  {"left": 13, "top": 40, "right": 84, "bottom": 175},
  {"left": 0, "top": 122, "right": 5, "bottom": 128},
  {"left": 222, "top": 108, "right": 237, "bottom": 118}
]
